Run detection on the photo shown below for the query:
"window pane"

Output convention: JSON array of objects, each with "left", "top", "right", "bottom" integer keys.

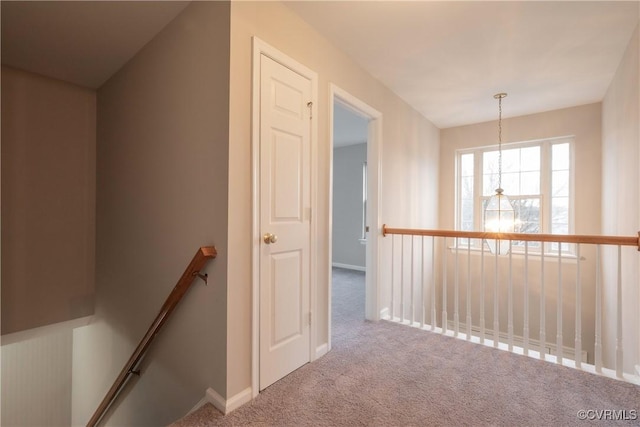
[
  {"left": 502, "top": 148, "right": 520, "bottom": 173},
  {"left": 461, "top": 177, "right": 474, "bottom": 200},
  {"left": 520, "top": 171, "right": 540, "bottom": 194},
  {"left": 461, "top": 199, "right": 474, "bottom": 222},
  {"left": 552, "top": 170, "right": 569, "bottom": 197},
  {"left": 551, "top": 197, "right": 569, "bottom": 227},
  {"left": 483, "top": 173, "right": 499, "bottom": 196},
  {"left": 513, "top": 198, "right": 540, "bottom": 234},
  {"left": 461, "top": 153, "right": 474, "bottom": 176},
  {"left": 552, "top": 143, "right": 570, "bottom": 170},
  {"left": 501, "top": 172, "right": 519, "bottom": 194},
  {"left": 483, "top": 150, "right": 499, "bottom": 175},
  {"left": 520, "top": 146, "right": 540, "bottom": 171},
  {"left": 552, "top": 223, "right": 568, "bottom": 234}
]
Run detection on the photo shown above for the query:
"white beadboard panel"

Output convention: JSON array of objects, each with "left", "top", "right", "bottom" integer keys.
[{"left": 1, "top": 330, "right": 73, "bottom": 426}]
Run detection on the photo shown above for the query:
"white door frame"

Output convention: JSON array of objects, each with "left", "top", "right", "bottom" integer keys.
[
  {"left": 251, "top": 37, "right": 318, "bottom": 398},
  {"left": 328, "top": 84, "right": 382, "bottom": 352}
]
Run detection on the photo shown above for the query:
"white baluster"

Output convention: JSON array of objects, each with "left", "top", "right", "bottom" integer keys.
[
  {"left": 454, "top": 239, "right": 459, "bottom": 337},
  {"left": 391, "top": 235, "right": 395, "bottom": 320},
  {"left": 466, "top": 240, "right": 472, "bottom": 340},
  {"left": 540, "top": 248, "right": 546, "bottom": 360},
  {"left": 400, "top": 235, "right": 405, "bottom": 322},
  {"left": 557, "top": 245, "right": 563, "bottom": 363},
  {"left": 431, "top": 237, "right": 436, "bottom": 331},
  {"left": 410, "top": 236, "right": 415, "bottom": 325},
  {"left": 442, "top": 238, "right": 448, "bottom": 334},
  {"left": 421, "top": 236, "right": 425, "bottom": 329},
  {"left": 480, "top": 242, "right": 485, "bottom": 343},
  {"left": 616, "top": 245, "right": 623, "bottom": 378},
  {"left": 523, "top": 241, "right": 530, "bottom": 356},
  {"left": 595, "top": 245, "right": 602, "bottom": 373},
  {"left": 508, "top": 241, "right": 513, "bottom": 352},
  {"left": 494, "top": 247, "right": 499, "bottom": 348},
  {"left": 575, "top": 244, "right": 582, "bottom": 368}
]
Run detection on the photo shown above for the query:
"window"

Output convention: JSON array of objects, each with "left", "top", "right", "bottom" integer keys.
[{"left": 456, "top": 137, "right": 574, "bottom": 254}]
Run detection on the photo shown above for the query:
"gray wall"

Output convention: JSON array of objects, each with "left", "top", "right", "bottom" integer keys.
[
  {"left": 72, "top": 3, "right": 231, "bottom": 425},
  {"left": 332, "top": 143, "right": 367, "bottom": 269},
  {"left": 1, "top": 66, "right": 96, "bottom": 335}
]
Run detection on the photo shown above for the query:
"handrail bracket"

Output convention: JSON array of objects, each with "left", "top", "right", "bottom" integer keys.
[{"left": 193, "top": 271, "right": 208, "bottom": 285}]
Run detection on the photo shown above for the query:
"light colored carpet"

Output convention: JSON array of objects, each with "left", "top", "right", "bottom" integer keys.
[{"left": 172, "top": 267, "right": 640, "bottom": 426}]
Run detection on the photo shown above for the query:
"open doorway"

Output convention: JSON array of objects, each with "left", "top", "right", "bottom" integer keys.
[
  {"left": 331, "top": 102, "right": 368, "bottom": 334},
  {"left": 329, "top": 85, "right": 382, "bottom": 349}
]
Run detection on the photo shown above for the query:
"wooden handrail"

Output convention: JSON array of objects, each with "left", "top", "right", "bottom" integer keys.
[
  {"left": 87, "top": 246, "right": 217, "bottom": 427},
  {"left": 382, "top": 225, "right": 640, "bottom": 250}
]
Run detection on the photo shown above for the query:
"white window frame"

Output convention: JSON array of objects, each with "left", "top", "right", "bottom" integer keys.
[{"left": 455, "top": 136, "right": 575, "bottom": 255}]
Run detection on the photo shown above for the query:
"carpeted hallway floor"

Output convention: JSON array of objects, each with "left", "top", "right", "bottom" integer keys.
[{"left": 172, "top": 267, "right": 640, "bottom": 426}]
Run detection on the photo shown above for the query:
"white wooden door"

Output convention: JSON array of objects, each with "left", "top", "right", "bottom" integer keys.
[{"left": 259, "top": 54, "right": 312, "bottom": 390}]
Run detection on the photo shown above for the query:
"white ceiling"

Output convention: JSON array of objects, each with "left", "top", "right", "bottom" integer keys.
[
  {"left": 1, "top": 1, "right": 190, "bottom": 88},
  {"left": 287, "top": 1, "right": 639, "bottom": 128},
  {"left": 2, "top": 1, "right": 637, "bottom": 128}
]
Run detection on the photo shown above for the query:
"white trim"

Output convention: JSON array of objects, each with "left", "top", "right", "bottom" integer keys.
[
  {"left": 226, "top": 387, "right": 253, "bottom": 413},
  {"left": 445, "top": 320, "right": 588, "bottom": 363},
  {"left": 251, "top": 36, "right": 318, "bottom": 398},
  {"left": 329, "top": 84, "right": 383, "bottom": 328},
  {"left": 380, "top": 307, "right": 390, "bottom": 320},
  {"left": 332, "top": 262, "right": 366, "bottom": 272},
  {"left": 204, "top": 388, "right": 226, "bottom": 414},
  {"left": 189, "top": 387, "right": 253, "bottom": 416},
  {"left": 1, "top": 315, "right": 93, "bottom": 346},
  {"left": 187, "top": 392, "right": 214, "bottom": 415},
  {"left": 315, "top": 343, "right": 328, "bottom": 359}
]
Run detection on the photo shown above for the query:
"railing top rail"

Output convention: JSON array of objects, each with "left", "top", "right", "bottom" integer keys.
[{"left": 382, "top": 225, "right": 640, "bottom": 250}]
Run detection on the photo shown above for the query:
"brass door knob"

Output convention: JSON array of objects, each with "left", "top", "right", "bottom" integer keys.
[{"left": 263, "top": 233, "right": 278, "bottom": 244}]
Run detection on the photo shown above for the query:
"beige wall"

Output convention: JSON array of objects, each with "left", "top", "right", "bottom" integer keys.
[
  {"left": 602, "top": 24, "right": 639, "bottom": 374},
  {"left": 440, "top": 103, "right": 602, "bottom": 361},
  {"left": 228, "top": 1, "right": 439, "bottom": 398},
  {"left": 71, "top": 3, "right": 231, "bottom": 425},
  {"left": 1, "top": 66, "right": 96, "bottom": 335}
]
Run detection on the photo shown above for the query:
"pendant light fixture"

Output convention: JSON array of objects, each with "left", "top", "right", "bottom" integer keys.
[{"left": 484, "top": 92, "right": 515, "bottom": 255}]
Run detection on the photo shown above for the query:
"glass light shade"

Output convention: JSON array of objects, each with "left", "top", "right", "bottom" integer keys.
[{"left": 484, "top": 190, "right": 515, "bottom": 254}]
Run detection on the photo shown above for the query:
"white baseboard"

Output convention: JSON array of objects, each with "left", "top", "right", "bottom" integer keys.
[
  {"left": 189, "top": 387, "right": 252, "bottom": 416},
  {"left": 188, "top": 393, "right": 211, "bottom": 415},
  {"left": 379, "top": 307, "right": 390, "bottom": 320},
  {"left": 226, "top": 387, "right": 252, "bottom": 413},
  {"left": 445, "top": 320, "right": 589, "bottom": 363},
  {"left": 315, "top": 343, "right": 328, "bottom": 359},
  {"left": 332, "top": 262, "right": 365, "bottom": 272}
]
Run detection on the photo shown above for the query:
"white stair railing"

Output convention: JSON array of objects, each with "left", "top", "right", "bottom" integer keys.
[{"left": 383, "top": 226, "right": 640, "bottom": 384}]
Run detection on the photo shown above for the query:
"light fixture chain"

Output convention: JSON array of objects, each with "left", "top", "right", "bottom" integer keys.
[{"left": 498, "top": 95, "right": 502, "bottom": 190}]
